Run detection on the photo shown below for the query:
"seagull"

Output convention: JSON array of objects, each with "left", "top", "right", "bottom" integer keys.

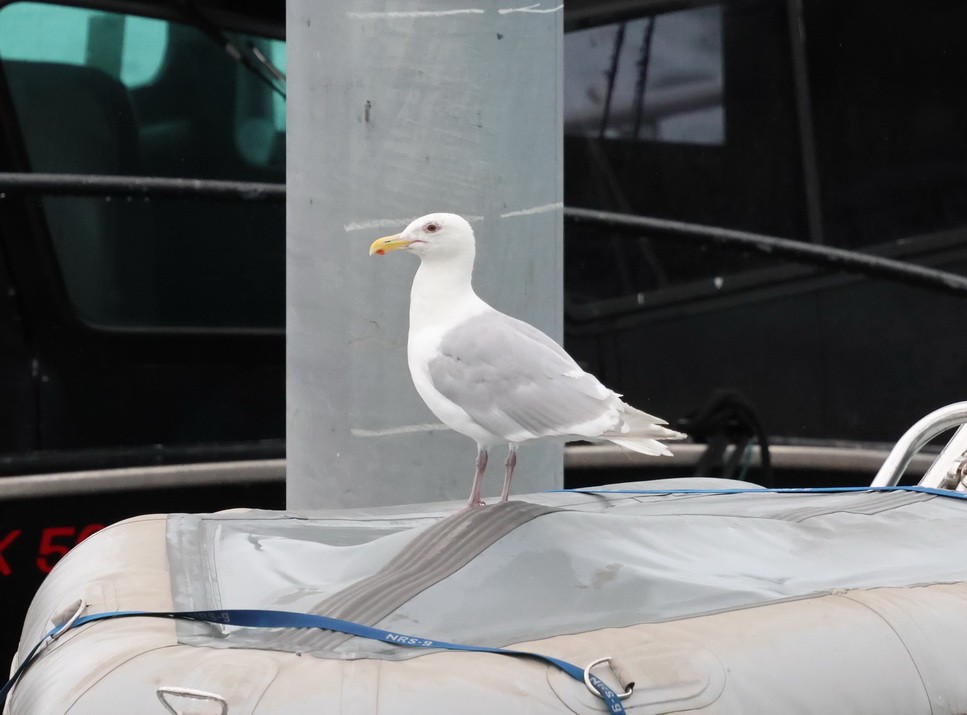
[{"left": 370, "top": 213, "right": 685, "bottom": 509}]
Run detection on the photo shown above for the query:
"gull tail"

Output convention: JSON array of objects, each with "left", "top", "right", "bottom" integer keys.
[{"left": 604, "top": 406, "right": 687, "bottom": 457}]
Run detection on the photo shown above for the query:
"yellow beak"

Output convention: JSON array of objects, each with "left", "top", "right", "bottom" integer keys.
[{"left": 369, "top": 234, "right": 412, "bottom": 256}]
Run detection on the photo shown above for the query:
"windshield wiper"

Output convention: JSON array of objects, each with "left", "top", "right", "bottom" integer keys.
[
  {"left": 169, "top": 0, "right": 286, "bottom": 100},
  {"left": 247, "top": 41, "right": 286, "bottom": 84}
]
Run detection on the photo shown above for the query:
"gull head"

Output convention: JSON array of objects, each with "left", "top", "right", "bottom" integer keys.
[{"left": 369, "top": 213, "right": 475, "bottom": 262}]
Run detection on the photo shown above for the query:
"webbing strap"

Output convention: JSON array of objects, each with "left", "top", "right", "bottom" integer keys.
[{"left": 1, "top": 608, "right": 627, "bottom": 713}]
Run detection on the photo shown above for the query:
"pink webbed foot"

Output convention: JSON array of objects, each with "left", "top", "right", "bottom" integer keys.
[{"left": 449, "top": 498, "right": 486, "bottom": 517}]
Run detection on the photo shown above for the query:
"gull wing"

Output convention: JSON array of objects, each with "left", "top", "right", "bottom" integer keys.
[{"left": 426, "top": 311, "right": 617, "bottom": 443}]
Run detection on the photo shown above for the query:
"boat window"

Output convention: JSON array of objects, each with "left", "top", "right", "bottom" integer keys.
[
  {"left": 564, "top": 0, "right": 806, "bottom": 307},
  {"left": 0, "top": 1, "right": 285, "bottom": 328},
  {"left": 565, "top": 6, "right": 724, "bottom": 145}
]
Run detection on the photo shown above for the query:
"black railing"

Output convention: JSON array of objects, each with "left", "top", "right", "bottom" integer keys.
[
  {"left": 0, "top": 172, "right": 285, "bottom": 202},
  {"left": 565, "top": 206, "right": 967, "bottom": 298},
  {"left": 0, "top": 172, "right": 964, "bottom": 297}
]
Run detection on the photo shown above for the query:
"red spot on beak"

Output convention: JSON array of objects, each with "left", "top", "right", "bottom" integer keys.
[{"left": 376, "top": 249, "right": 385, "bottom": 255}]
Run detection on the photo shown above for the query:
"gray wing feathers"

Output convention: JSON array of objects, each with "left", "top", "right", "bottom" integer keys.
[{"left": 427, "top": 312, "right": 615, "bottom": 441}]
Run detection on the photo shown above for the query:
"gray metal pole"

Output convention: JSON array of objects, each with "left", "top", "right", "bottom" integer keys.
[{"left": 286, "top": 2, "right": 563, "bottom": 509}]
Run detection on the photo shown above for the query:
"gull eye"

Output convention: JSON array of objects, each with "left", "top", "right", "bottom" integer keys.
[{"left": 424, "top": 222, "right": 439, "bottom": 233}]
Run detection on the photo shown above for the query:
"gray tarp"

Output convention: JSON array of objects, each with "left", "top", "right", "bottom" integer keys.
[{"left": 166, "top": 479, "right": 967, "bottom": 659}]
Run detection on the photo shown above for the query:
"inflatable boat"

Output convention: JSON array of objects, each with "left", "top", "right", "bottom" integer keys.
[{"left": 4, "top": 403, "right": 967, "bottom": 713}]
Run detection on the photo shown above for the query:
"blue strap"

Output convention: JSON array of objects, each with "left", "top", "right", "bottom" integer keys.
[
  {"left": 553, "top": 484, "right": 967, "bottom": 500},
  {"left": 1, "top": 608, "right": 628, "bottom": 713}
]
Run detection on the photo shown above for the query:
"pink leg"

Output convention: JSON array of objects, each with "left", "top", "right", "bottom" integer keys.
[
  {"left": 499, "top": 444, "right": 518, "bottom": 502},
  {"left": 466, "top": 446, "right": 488, "bottom": 508}
]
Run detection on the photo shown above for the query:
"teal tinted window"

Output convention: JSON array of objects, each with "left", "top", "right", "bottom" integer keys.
[
  {"left": 0, "top": 2, "right": 167, "bottom": 86},
  {"left": 121, "top": 16, "right": 168, "bottom": 86},
  {"left": 270, "top": 41, "right": 286, "bottom": 130},
  {"left": 233, "top": 35, "right": 286, "bottom": 167},
  {"left": 0, "top": 2, "right": 285, "bottom": 328}
]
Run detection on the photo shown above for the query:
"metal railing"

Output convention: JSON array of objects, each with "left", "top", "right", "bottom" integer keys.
[
  {"left": 0, "top": 443, "right": 943, "bottom": 501},
  {"left": 0, "top": 172, "right": 284, "bottom": 202},
  {"left": 564, "top": 207, "right": 967, "bottom": 298},
  {"left": 0, "top": 173, "right": 962, "bottom": 299},
  {"left": 871, "top": 402, "right": 967, "bottom": 489}
]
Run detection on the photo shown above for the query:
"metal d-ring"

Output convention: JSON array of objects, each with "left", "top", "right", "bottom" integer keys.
[
  {"left": 583, "top": 656, "right": 635, "bottom": 700},
  {"left": 48, "top": 599, "right": 87, "bottom": 644},
  {"left": 156, "top": 687, "right": 229, "bottom": 715}
]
